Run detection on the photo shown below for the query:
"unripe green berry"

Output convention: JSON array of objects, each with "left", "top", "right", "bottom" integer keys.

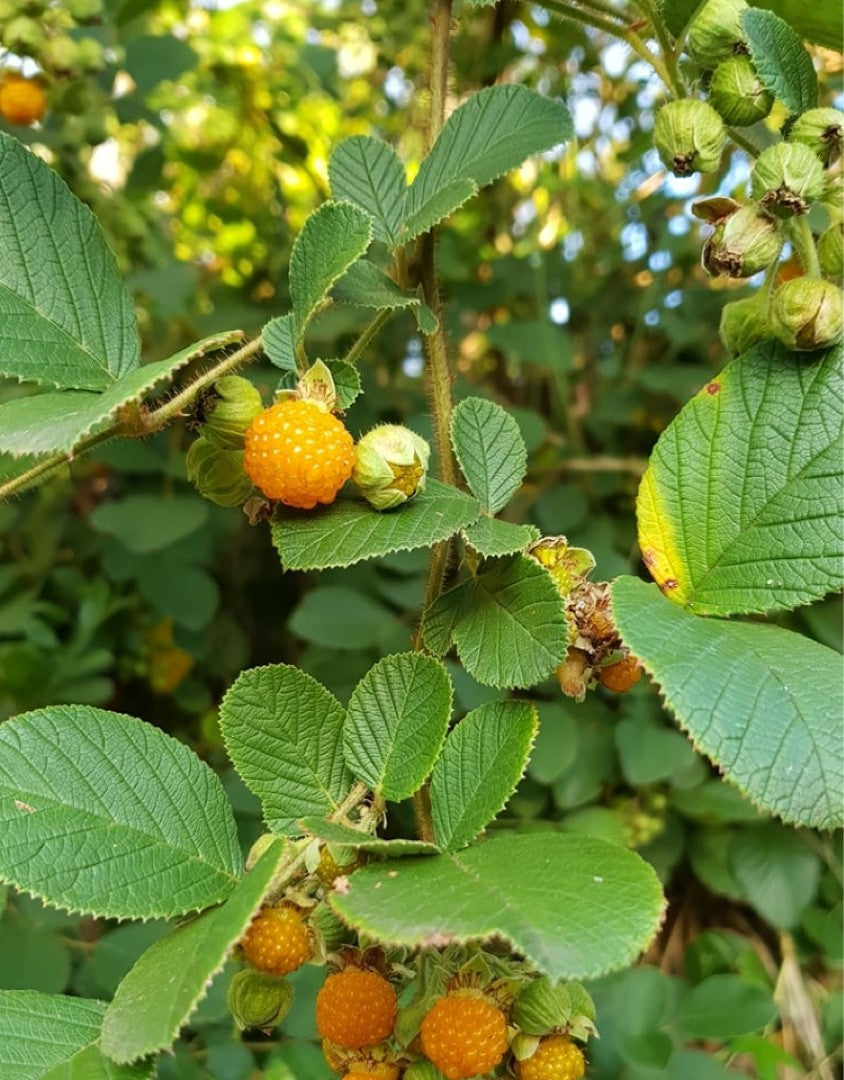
[
  {"left": 513, "top": 977, "right": 593, "bottom": 1036},
  {"left": 751, "top": 143, "right": 826, "bottom": 218},
  {"left": 702, "top": 206, "right": 781, "bottom": 278},
  {"left": 770, "top": 278, "right": 843, "bottom": 352},
  {"left": 65, "top": 0, "right": 103, "bottom": 20},
  {"left": 688, "top": 0, "right": 749, "bottom": 70},
  {"left": 186, "top": 437, "right": 253, "bottom": 506},
  {"left": 227, "top": 970, "right": 294, "bottom": 1031},
  {"left": 653, "top": 99, "right": 726, "bottom": 176},
  {"left": 709, "top": 56, "right": 773, "bottom": 127},
  {"left": 352, "top": 423, "right": 430, "bottom": 510},
  {"left": 818, "top": 223, "right": 843, "bottom": 280},
  {"left": 719, "top": 295, "right": 772, "bottom": 356},
  {"left": 202, "top": 375, "right": 264, "bottom": 449},
  {"left": 41, "top": 36, "right": 81, "bottom": 74},
  {"left": 2, "top": 15, "right": 43, "bottom": 52},
  {"left": 788, "top": 107, "right": 843, "bottom": 168},
  {"left": 75, "top": 38, "right": 105, "bottom": 72}
]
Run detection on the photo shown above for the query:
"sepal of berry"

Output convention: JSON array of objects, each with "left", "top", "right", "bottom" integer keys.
[
  {"left": 312, "top": 900, "right": 354, "bottom": 957},
  {"left": 353, "top": 424, "right": 430, "bottom": 510},
  {"left": 818, "top": 223, "right": 843, "bottom": 279},
  {"left": 290, "top": 358, "right": 339, "bottom": 413},
  {"left": 186, "top": 437, "right": 253, "bottom": 507},
  {"left": 226, "top": 969, "right": 294, "bottom": 1031},
  {"left": 789, "top": 107, "right": 843, "bottom": 168},
  {"left": 653, "top": 99, "right": 725, "bottom": 176},
  {"left": 719, "top": 295, "right": 772, "bottom": 357},
  {"left": 528, "top": 537, "right": 595, "bottom": 601},
  {"left": 702, "top": 206, "right": 781, "bottom": 278},
  {"left": 751, "top": 144, "right": 825, "bottom": 218},
  {"left": 770, "top": 278, "right": 843, "bottom": 352},
  {"left": 709, "top": 56, "right": 772, "bottom": 127},
  {"left": 687, "top": 0, "right": 749, "bottom": 69},
  {"left": 513, "top": 976, "right": 593, "bottom": 1038}
]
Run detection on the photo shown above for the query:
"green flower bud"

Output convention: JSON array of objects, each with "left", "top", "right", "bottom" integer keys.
[
  {"left": 513, "top": 977, "right": 573, "bottom": 1036},
  {"left": 702, "top": 206, "right": 781, "bottom": 278},
  {"left": 818, "top": 223, "right": 843, "bottom": 279},
  {"left": 770, "top": 278, "right": 843, "bottom": 352},
  {"left": 186, "top": 437, "right": 253, "bottom": 506},
  {"left": 311, "top": 901, "right": 352, "bottom": 954},
  {"left": 653, "top": 99, "right": 726, "bottom": 176},
  {"left": 751, "top": 143, "right": 826, "bottom": 218},
  {"left": 823, "top": 158, "right": 844, "bottom": 221},
  {"left": 789, "top": 107, "right": 843, "bottom": 168},
  {"left": 688, "top": 0, "right": 749, "bottom": 70},
  {"left": 709, "top": 56, "right": 773, "bottom": 127},
  {"left": 227, "top": 970, "right": 293, "bottom": 1031},
  {"left": 2, "top": 15, "right": 43, "bottom": 52},
  {"left": 202, "top": 375, "right": 263, "bottom": 449},
  {"left": 352, "top": 424, "right": 430, "bottom": 510},
  {"left": 40, "top": 36, "right": 81, "bottom": 75},
  {"left": 719, "top": 295, "right": 771, "bottom": 356},
  {"left": 65, "top": 0, "right": 103, "bottom": 20}
]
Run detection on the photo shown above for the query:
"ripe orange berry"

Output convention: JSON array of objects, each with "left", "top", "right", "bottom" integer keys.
[
  {"left": 0, "top": 76, "right": 47, "bottom": 126},
  {"left": 343, "top": 1069, "right": 400, "bottom": 1080},
  {"left": 598, "top": 655, "right": 642, "bottom": 693},
  {"left": 316, "top": 969, "right": 398, "bottom": 1049},
  {"left": 239, "top": 905, "right": 311, "bottom": 976},
  {"left": 420, "top": 993, "right": 508, "bottom": 1079},
  {"left": 243, "top": 399, "right": 354, "bottom": 509},
  {"left": 517, "top": 1035, "right": 586, "bottom": 1080}
]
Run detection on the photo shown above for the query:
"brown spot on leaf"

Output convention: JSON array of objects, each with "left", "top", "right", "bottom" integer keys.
[
  {"left": 662, "top": 579, "right": 679, "bottom": 591},
  {"left": 705, "top": 382, "right": 720, "bottom": 395}
]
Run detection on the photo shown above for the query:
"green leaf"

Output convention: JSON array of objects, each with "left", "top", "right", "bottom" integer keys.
[
  {"left": 462, "top": 517, "right": 539, "bottom": 557},
  {"left": 451, "top": 397, "right": 527, "bottom": 513},
  {"left": 431, "top": 701, "right": 537, "bottom": 850},
  {"left": 656, "top": 0, "right": 705, "bottom": 39},
  {"left": 324, "top": 359, "right": 362, "bottom": 410},
  {"left": 290, "top": 585, "right": 400, "bottom": 651},
  {"left": 677, "top": 974, "right": 778, "bottom": 1039},
  {"left": 272, "top": 478, "right": 481, "bottom": 570},
  {"left": 332, "top": 833, "right": 663, "bottom": 980},
  {"left": 0, "top": 333, "right": 242, "bottom": 458},
  {"left": 405, "top": 86, "right": 572, "bottom": 234},
  {"left": 612, "top": 577, "right": 844, "bottom": 829},
  {"left": 43, "top": 1046, "right": 155, "bottom": 1080},
  {"left": 743, "top": 9, "right": 818, "bottom": 116},
  {"left": 343, "top": 653, "right": 453, "bottom": 802},
  {"left": 328, "top": 136, "right": 406, "bottom": 247},
  {"left": 749, "top": 0, "right": 842, "bottom": 51},
  {"left": 0, "top": 705, "right": 242, "bottom": 920},
  {"left": 219, "top": 664, "right": 352, "bottom": 833},
  {"left": 90, "top": 495, "right": 208, "bottom": 555},
  {"left": 730, "top": 824, "right": 820, "bottom": 928},
  {"left": 0, "top": 923, "right": 70, "bottom": 992},
  {"left": 299, "top": 818, "right": 439, "bottom": 855},
  {"left": 637, "top": 342, "right": 843, "bottom": 615},
  {"left": 433, "top": 554, "right": 569, "bottom": 689},
  {"left": 332, "top": 259, "right": 437, "bottom": 334},
  {"left": 402, "top": 177, "right": 478, "bottom": 242},
  {"left": 101, "top": 839, "right": 285, "bottom": 1064},
  {"left": 0, "top": 992, "right": 110, "bottom": 1080},
  {"left": 290, "top": 201, "right": 372, "bottom": 340},
  {"left": 262, "top": 315, "right": 297, "bottom": 372},
  {"left": 0, "top": 132, "right": 139, "bottom": 391}
]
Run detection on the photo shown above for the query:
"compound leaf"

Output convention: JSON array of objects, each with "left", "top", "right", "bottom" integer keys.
[
  {"left": 220, "top": 664, "right": 351, "bottom": 833},
  {"left": 0, "top": 705, "right": 242, "bottom": 920},
  {"left": 637, "top": 342, "right": 843, "bottom": 615},
  {"left": 431, "top": 701, "right": 538, "bottom": 850},
  {"left": 612, "top": 576, "right": 843, "bottom": 829},
  {"left": 344, "top": 653, "right": 453, "bottom": 802},
  {"left": 331, "top": 833, "right": 664, "bottom": 981},
  {"left": 0, "top": 132, "right": 139, "bottom": 390},
  {"left": 101, "top": 839, "right": 285, "bottom": 1064}
]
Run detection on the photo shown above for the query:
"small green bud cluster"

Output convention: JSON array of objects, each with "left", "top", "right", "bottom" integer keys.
[
  {"left": 187, "top": 376, "right": 263, "bottom": 506},
  {"left": 352, "top": 424, "right": 430, "bottom": 510}
]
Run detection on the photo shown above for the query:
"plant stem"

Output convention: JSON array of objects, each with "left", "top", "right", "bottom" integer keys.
[
  {"left": 344, "top": 308, "right": 392, "bottom": 366},
  {"left": 789, "top": 216, "right": 821, "bottom": 279},
  {"left": 0, "top": 427, "right": 117, "bottom": 502},
  {"left": 633, "top": 0, "right": 684, "bottom": 97},
  {"left": 727, "top": 126, "right": 762, "bottom": 158},
  {"left": 542, "top": 0, "right": 674, "bottom": 88},
  {"left": 144, "top": 336, "right": 264, "bottom": 431}
]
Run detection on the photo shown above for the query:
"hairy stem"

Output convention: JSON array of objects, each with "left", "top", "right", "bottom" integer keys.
[
  {"left": 789, "top": 216, "right": 822, "bottom": 279},
  {"left": 633, "top": 0, "right": 684, "bottom": 97},
  {"left": 727, "top": 126, "right": 762, "bottom": 158},
  {"left": 345, "top": 308, "right": 393, "bottom": 366}
]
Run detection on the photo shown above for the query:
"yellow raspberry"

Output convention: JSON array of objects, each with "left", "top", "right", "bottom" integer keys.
[
  {"left": 243, "top": 399, "right": 355, "bottom": 509},
  {"left": 316, "top": 969, "right": 398, "bottom": 1049},
  {"left": 343, "top": 1069, "right": 400, "bottom": 1080},
  {"left": 0, "top": 76, "right": 47, "bottom": 126},
  {"left": 239, "top": 905, "right": 311, "bottom": 976},
  {"left": 517, "top": 1034, "right": 586, "bottom": 1080},
  {"left": 420, "top": 992, "right": 508, "bottom": 1079},
  {"left": 598, "top": 655, "right": 642, "bottom": 693}
]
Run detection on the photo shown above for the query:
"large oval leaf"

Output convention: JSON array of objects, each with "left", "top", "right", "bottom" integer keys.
[
  {"left": 612, "top": 576, "right": 843, "bottom": 829},
  {"left": 0, "top": 706, "right": 242, "bottom": 919},
  {"left": 0, "top": 132, "right": 139, "bottom": 390},
  {"left": 637, "top": 342, "right": 843, "bottom": 615},
  {"left": 331, "top": 832, "right": 663, "bottom": 981}
]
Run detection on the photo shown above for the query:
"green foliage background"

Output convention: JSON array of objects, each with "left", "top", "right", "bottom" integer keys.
[{"left": 0, "top": 1, "right": 840, "bottom": 1077}]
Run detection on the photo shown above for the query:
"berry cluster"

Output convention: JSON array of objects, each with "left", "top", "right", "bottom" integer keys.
[{"left": 650, "top": 0, "right": 842, "bottom": 355}]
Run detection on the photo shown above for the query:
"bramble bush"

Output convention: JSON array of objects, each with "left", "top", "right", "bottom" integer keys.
[{"left": 0, "top": 0, "right": 841, "bottom": 1078}]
